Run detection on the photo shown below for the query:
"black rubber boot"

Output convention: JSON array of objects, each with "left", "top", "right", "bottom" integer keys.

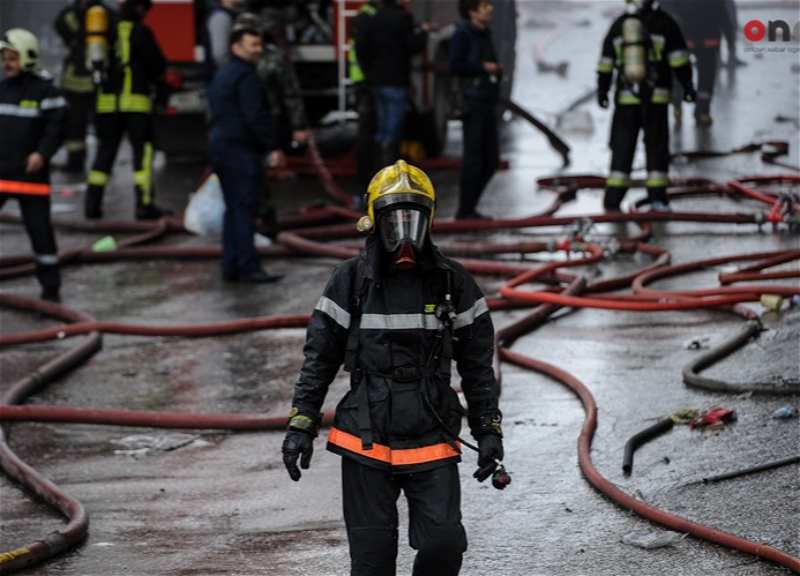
[
  {"left": 136, "top": 203, "right": 173, "bottom": 220},
  {"left": 603, "top": 186, "right": 627, "bottom": 212},
  {"left": 85, "top": 185, "right": 104, "bottom": 219}
]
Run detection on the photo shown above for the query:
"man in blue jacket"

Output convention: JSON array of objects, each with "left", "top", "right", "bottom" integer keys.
[
  {"left": 207, "top": 25, "right": 285, "bottom": 283},
  {"left": 447, "top": 0, "right": 503, "bottom": 221}
]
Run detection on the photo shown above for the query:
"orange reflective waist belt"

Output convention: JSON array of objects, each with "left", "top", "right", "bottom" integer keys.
[
  {"left": 328, "top": 427, "right": 460, "bottom": 466},
  {"left": 0, "top": 180, "right": 51, "bottom": 196}
]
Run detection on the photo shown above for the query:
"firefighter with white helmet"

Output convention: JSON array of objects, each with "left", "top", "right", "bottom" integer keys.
[
  {"left": 0, "top": 28, "right": 68, "bottom": 301},
  {"left": 597, "top": 0, "right": 696, "bottom": 212},
  {"left": 282, "top": 159, "right": 505, "bottom": 575}
]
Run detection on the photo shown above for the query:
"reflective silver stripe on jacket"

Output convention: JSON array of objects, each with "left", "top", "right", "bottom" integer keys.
[
  {"left": 454, "top": 297, "right": 489, "bottom": 330},
  {"left": 316, "top": 296, "right": 351, "bottom": 329},
  {"left": 317, "top": 295, "right": 489, "bottom": 331},
  {"left": 0, "top": 103, "right": 40, "bottom": 117},
  {"left": 361, "top": 313, "right": 440, "bottom": 331}
]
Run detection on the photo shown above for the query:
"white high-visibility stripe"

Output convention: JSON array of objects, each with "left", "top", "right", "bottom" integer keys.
[
  {"left": 318, "top": 296, "right": 489, "bottom": 332},
  {"left": 0, "top": 103, "right": 40, "bottom": 118},
  {"left": 651, "top": 34, "right": 665, "bottom": 46},
  {"left": 454, "top": 297, "right": 488, "bottom": 330},
  {"left": 35, "top": 254, "right": 59, "bottom": 265},
  {"left": 40, "top": 96, "right": 68, "bottom": 110},
  {"left": 361, "top": 313, "right": 440, "bottom": 331},
  {"left": 316, "top": 296, "right": 350, "bottom": 329}
]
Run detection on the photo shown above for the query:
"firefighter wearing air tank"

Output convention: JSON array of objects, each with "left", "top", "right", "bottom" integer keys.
[
  {"left": 282, "top": 160, "right": 504, "bottom": 576},
  {"left": 597, "top": 0, "right": 695, "bottom": 212},
  {"left": 85, "top": 0, "right": 170, "bottom": 220},
  {"left": 52, "top": 0, "right": 108, "bottom": 172}
]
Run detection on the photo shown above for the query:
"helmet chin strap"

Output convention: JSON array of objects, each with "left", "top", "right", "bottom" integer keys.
[{"left": 393, "top": 241, "right": 417, "bottom": 271}]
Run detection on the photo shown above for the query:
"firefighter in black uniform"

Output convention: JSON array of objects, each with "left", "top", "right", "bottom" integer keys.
[
  {"left": 85, "top": 0, "right": 170, "bottom": 220},
  {"left": 597, "top": 0, "right": 696, "bottom": 212},
  {"left": 661, "top": 0, "right": 733, "bottom": 126},
  {"left": 0, "top": 29, "right": 68, "bottom": 301},
  {"left": 282, "top": 160, "right": 504, "bottom": 576},
  {"left": 53, "top": 0, "right": 103, "bottom": 172}
]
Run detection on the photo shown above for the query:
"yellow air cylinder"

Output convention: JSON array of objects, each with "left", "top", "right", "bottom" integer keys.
[
  {"left": 85, "top": 5, "right": 109, "bottom": 84},
  {"left": 622, "top": 16, "right": 646, "bottom": 84}
]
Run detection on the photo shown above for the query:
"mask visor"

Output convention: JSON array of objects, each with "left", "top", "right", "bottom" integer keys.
[{"left": 379, "top": 207, "right": 428, "bottom": 253}]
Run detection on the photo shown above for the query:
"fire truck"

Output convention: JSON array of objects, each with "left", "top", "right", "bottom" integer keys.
[{"left": 146, "top": 0, "right": 517, "bottom": 158}]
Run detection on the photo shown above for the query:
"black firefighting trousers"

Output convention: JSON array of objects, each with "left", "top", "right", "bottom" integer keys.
[
  {"left": 604, "top": 102, "right": 670, "bottom": 210},
  {"left": 342, "top": 458, "right": 467, "bottom": 576},
  {"left": 0, "top": 194, "right": 60, "bottom": 291}
]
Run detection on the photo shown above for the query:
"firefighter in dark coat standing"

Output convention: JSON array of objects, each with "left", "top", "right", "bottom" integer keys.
[
  {"left": 0, "top": 29, "right": 68, "bottom": 301},
  {"left": 207, "top": 25, "right": 285, "bottom": 283},
  {"left": 282, "top": 160, "right": 505, "bottom": 576},
  {"left": 597, "top": 0, "right": 695, "bottom": 212},
  {"left": 53, "top": 0, "right": 103, "bottom": 172},
  {"left": 661, "top": 0, "right": 733, "bottom": 126},
  {"left": 85, "top": 0, "right": 170, "bottom": 220}
]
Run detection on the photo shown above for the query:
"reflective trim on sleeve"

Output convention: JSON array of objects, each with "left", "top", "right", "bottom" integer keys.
[
  {"left": 40, "top": 96, "right": 68, "bottom": 111},
  {"left": 328, "top": 427, "right": 460, "bottom": 466},
  {"left": 454, "top": 297, "right": 489, "bottom": 330},
  {"left": 668, "top": 49, "right": 690, "bottom": 67},
  {"left": 0, "top": 179, "right": 51, "bottom": 196},
  {"left": 597, "top": 56, "right": 614, "bottom": 73},
  {"left": 316, "top": 296, "right": 351, "bottom": 329},
  {"left": 88, "top": 170, "right": 110, "bottom": 186}
]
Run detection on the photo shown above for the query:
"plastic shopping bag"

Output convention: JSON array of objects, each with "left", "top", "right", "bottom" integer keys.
[{"left": 184, "top": 173, "right": 225, "bottom": 236}]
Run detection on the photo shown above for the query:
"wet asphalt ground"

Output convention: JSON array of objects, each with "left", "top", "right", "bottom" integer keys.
[{"left": 1, "top": 1, "right": 800, "bottom": 575}]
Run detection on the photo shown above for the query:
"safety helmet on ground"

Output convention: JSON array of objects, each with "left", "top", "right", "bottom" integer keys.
[
  {"left": 359, "top": 160, "right": 436, "bottom": 255},
  {"left": 0, "top": 28, "right": 41, "bottom": 71}
]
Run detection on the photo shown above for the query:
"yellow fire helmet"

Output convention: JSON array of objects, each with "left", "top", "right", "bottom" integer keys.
[
  {"left": 358, "top": 160, "right": 436, "bottom": 234},
  {"left": 0, "top": 28, "right": 41, "bottom": 71}
]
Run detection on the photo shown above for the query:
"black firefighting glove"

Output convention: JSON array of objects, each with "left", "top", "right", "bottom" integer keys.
[
  {"left": 474, "top": 434, "right": 504, "bottom": 482},
  {"left": 682, "top": 86, "right": 697, "bottom": 103},
  {"left": 469, "top": 409, "right": 504, "bottom": 482},
  {"left": 597, "top": 90, "right": 609, "bottom": 109},
  {"left": 282, "top": 410, "right": 320, "bottom": 482}
]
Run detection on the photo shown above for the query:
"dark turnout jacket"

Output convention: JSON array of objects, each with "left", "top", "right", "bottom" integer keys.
[
  {"left": 597, "top": 7, "right": 692, "bottom": 105},
  {"left": 0, "top": 71, "right": 67, "bottom": 195},
  {"left": 97, "top": 4, "right": 166, "bottom": 113},
  {"left": 292, "top": 237, "right": 500, "bottom": 474},
  {"left": 355, "top": 0, "right": 427, "bottom": 87}
]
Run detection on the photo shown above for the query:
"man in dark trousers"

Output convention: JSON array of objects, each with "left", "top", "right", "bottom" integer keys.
[
  {"left": 52, "top": 0, "right": 103, "bottom": 172},
  {"left": 356, "top": 0, "right": 430, "bottom": 168},
  {"left": 282, "top": 160, "right": 505, "bottom": 576},
  {"left": 84, "top": 0, "right": 171, "bottom": 220},
  {"left": 661, "top": 0, "right": 733, "bottom": 126},
  {"left": 447, "top": 0, "right": 503, "bottom": 221},
  {"left": 597, "top": 0, "right": 696, "bottom": 212},
  {"left": 207, "top": 25, "right": 285, "bottom": 283},
  {"left": 0, "top": 29, "right": 68, "bottom": 301}
]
